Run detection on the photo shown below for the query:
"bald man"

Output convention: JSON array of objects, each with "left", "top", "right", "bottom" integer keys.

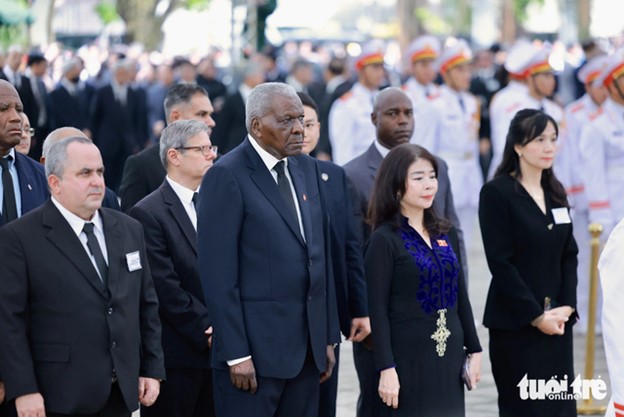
[{"left": 42, "top": 127, "right": 121, "bottom": 211}]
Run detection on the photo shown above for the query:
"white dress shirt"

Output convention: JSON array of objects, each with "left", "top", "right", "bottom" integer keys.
[
  {"left": 51, "top": 197, "right": 108, "bottom": 280},
  {"left": 166, "top": 176, "right": 199, "bottom": 230}
]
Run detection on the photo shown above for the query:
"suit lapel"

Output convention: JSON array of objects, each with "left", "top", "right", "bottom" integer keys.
[
  {"left": 43, "top": 201, "right": 108, "bottom": 298},
  {"left": 288, "top": 157, "right": 312, "bottom": 244},
  {"left": 14, "top": 154, "right": 41, "bottom": 214},
  {"left": 100, "top": 209, "right": 123, "bottom": 298},
  {"left": 366, "top": 144, "right": 382, "bottom": 182},
  {"left": 244, "top": 140, "right": 305, "bottom": 246},
  {"left": 161, "top": 182, "right": 197, "bottom": 254}
]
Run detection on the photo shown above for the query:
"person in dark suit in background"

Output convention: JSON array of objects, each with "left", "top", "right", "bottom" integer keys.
[
  {"left": 41, "top": 127, "right": 121, "bottom": 211},
  {"left": 119, "top": 83, "right": 215, "bottom": 212},
  {"left": 198, "top": 83, "right": 339, "bottom": 417},
  {"left": 343, "top": 87, "right": 466, "bottom": 417},
  {"left": 23, "top": 52, "right": 50, "bottom": 161},
  {"left": 298, "top": 92, "right": 370, "bottom": 417},
  {"left": 89, "top": 59, "right": 145, "bottom": 192},
  {"left": 0, "top": 79, "right": 48, "bottom": 230},
  {"left": 211, "top": 63, "right": 264, "bottom": 155},
  {"left": 129, "top": 120, "right": 217, "bottom": 417},
  {"left": 0, "top": 136, "right": 165, "bottom": 417},
  {"left": 479, "top": 109, "right": 577, "bottom": 417},
  {"left": 48, "top": 57, "right": 94, "bottom": 134}
]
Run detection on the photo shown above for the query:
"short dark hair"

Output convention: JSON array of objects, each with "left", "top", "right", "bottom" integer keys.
[
  {"left": 368, "top": 143, "right": 450, "bottom": 235},
  {"left": 163, "top": 83, "right": 208, "bottom": 123},
  {"left": 496, "top": 108, "right": 567, "bottom": 207},
  {"left": 27, "top": 52, "right": 46, "bottom": 67},
  {"left": 297, "top": 92, "right": 319, "bottom": 118}
]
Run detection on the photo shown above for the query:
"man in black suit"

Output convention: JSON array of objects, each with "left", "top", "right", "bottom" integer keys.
[
  {"left": 211, "top": 63, "right": 264, "bottom": 154},
  {"left": 89, "top": 59, "right": 146, "bottom": 192},
  {"left": 23, "top": 52, "right": 50, "bottom": 160},
  {"left": 298, "top": 92, "right": 370, "bottom": 417},
  {"left": 119, "top": 83, "right": 215, "bottom": 212},
  {"left": 129, "top": 120, "right": 217, "bottom": 417},
  {"left": 0, "top": 136, "right": 165, "bottom": 417},
  {"left": 41, "top": 127, "right": 121, "bottom": 211},
  {"left": 48, "top": 57, "right": 94, "bottom": 133},
  {"left": 0, "top": 79, "right": 48, "bottom": 230},
  {"left": 343, "top": 87, "right": 466, "bottom": 417},
  {"left": 197, "top": 82, "right": 340, "bottom": 417}
]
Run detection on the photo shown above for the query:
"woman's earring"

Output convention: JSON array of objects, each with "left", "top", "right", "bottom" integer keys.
[{"left": 517, "top": 152, "right": 522, "bottom": 158}]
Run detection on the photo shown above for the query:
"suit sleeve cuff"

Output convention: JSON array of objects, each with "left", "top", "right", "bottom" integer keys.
[{"left": 227, "top": 355, "right": 252, "bottom": 366}]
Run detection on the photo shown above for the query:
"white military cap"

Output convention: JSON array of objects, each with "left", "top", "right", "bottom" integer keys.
[
  {"left": 406, "top": 35, "right": 440, "bottom": 63},
  {"left": 435, "top": 39, "right": 472, "bottom": 74},
  {"left": 577, "top": 54, "right": 609, "bottom": 85},
  {"left": 595, "top": 49, "right": 624, "bottom": 87},
  {"left": 354, "top": 40, "right": 385, "bottom": 71}
]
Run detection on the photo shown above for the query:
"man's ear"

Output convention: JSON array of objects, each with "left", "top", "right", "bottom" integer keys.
[
  {"left": 371, "top": 111, "right": 377, "bottom": 126},
  {"left": 48, "top": 174, "right": 60, "bottom": 195},
  {"left": 250, "top": 117, "right": 262, "bottom": 138},
  {"left": 170, "top": 109, "right": 180, "bottom": 122},
  {"left": 167, "top": 148, "right": 180, "bottom": 167}
]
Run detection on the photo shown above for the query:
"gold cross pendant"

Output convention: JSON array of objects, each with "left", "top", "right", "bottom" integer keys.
[{"left": 431, "top": 308, "right": 451, "bottom": 357}]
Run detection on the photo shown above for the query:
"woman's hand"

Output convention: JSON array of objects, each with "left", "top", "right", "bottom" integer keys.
[
  {"left": 548, "top": 305, "right": 575, "bottom": 319},
  {"left": 379, "top": 367, "right": 400, "bottom": 409},
  {"left": 468, "top": 352, "right": 482, "bottom": 389},
  {"left": 536, "top": 311, "right": 568, "bottom": 335}
]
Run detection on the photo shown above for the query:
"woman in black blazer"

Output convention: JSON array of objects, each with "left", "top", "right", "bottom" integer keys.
[
  {"left": 479, "top": 109, "right": 578, "bottom": 416},
  {"left": 366, "top": 144, "right": 482, "bottom": 416}
]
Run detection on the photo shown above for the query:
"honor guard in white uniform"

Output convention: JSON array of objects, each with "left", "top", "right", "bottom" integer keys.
[
  {"left": 488, "top": 42, "right": 564, "bottom": 179},
  {"left": 416, "top": 40, "right": 481, "bottom": 248},
  {"left": 488, "top": 41, "right": 533, "bottom": 178},
  {"left": 329, "top": 41, "right": 385, "bottom": 165},
  {"left": 557, "top": 55, "right": 609, "bottom": 333},
  {"left": 402, "top": 35, "right": 441, "bottom": 144},
  {"left": 598, "top": 217, "right": 624, "bottom": 417},
  {"left": 579, "top": 50, "right": 624, "bottom": 238}
]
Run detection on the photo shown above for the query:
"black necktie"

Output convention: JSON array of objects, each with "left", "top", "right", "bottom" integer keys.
[
  {"left": 458, "top": 96, "right": 466, "bottom": 114},
  {"left": 83, "top": 222, "right": 108, "bottom": 284},
  {"left": 192, "top": 192, "right": 199, "bottom": 211},
  {"left": 0, "top": 156, "right": 17, "bottom": 223},
  {"left": 273, "top": 161, "right": 299, "bottom": 226}
]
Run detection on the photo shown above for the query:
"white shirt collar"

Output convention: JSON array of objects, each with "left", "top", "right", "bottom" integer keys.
[
  {"left": 166, "top": 176, "right": 198, "bottom": 206},
  {"left": 374, "top": 140, "right": 391, "bottom": 159},
  {"left": 51, "top": 196, "right": 104, "bottom": 238},
  {"left": 248, "top": 134, "right": 288, "bottom": 172}
]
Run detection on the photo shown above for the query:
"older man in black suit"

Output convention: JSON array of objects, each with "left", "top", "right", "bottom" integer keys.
[
  {"left": 343, "top": 87, "right": 466, "bottom": 417},
  {"left": 129, "top": 120, "right": 217, "bottom": 417},
  {"left": 198, "top": 83, "right": 340, "bottom": 417},
  {"left": 0, "top": 136, "right": 165, "bottom": 417}
]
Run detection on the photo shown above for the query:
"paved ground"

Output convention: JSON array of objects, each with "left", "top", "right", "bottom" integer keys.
[{"left": 336, "top": 223, "right": 610, "bottom": 417}]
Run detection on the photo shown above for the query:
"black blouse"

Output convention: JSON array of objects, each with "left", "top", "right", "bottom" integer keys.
[{"left": 479, "top": 175, "right": 578, "bottom": 330}]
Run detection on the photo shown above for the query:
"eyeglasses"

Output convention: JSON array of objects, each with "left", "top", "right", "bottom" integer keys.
[
  {"left": 175, "top": 145, "right": 218, "bottom": 156},
  {"left": 23, "top": 128, "right": 35, "bottom": 137}
]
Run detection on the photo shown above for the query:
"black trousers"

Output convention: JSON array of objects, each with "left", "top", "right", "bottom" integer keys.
[
  {"left": 141, "top": 368, "right": 215, "bottom": 417},
  {"left": 353, "top": 340, "right": 381, "bottom": 417},
  {"left": 318, "top": 344, "right": 340, "bottom": 417}
]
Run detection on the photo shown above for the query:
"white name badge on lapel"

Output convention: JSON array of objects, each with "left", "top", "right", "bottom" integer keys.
[
  {"left": 552, "top": 208, "right": 572, "bottom": 225},
  {"left": 126, "top": 251, "right": 142, "bottom": 272}
]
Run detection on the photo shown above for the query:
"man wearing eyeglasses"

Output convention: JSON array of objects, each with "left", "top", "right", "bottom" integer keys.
[
  {"left": 128, "top": 119, "right": 217, "bottom": 417},
  {"left": 119, "top": 83, "right": 216, "bottom": 213}
]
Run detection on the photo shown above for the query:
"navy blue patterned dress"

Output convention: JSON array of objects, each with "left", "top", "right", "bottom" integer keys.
[{"left": 365, "top": 220, "right": 481, "bottom": 417}]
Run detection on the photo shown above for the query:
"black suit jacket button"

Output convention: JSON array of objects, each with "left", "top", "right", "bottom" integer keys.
[
  {"left": 107, "top": 307, "right": 113, "bottom": 315},
  {"left": 308, "top": 259, "right": 313, "bottom": 267},
  {"left": 111, "top": 341, "right": 117, "bottom": 349}
]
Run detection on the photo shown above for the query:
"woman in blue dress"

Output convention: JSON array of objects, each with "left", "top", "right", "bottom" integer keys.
[{"left": 365, "top": 143, "right": 482, "bottom": 416}]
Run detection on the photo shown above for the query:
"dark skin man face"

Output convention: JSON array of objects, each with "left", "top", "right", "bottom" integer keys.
[
  {"left": 372, "top": 88, "right": 414, "bottom": 150},
  {"left": 251, "top": 94, "right": 305, "bottom": 159},
  {"left": 0, "top": 80, "right": 24, "bottom": 157}
]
